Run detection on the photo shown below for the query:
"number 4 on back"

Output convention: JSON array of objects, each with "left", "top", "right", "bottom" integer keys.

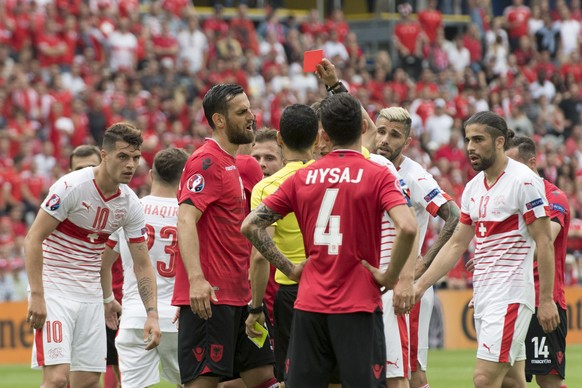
[{"left": 314, "top": 189, "right": 343, "bottom": 255}]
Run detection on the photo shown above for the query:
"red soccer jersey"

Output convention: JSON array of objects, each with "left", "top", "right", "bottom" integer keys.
[
  {"left": 263, "top": 150, "right": 408, "bottom": 314},
  {"left": 394, "top": 22, "right": 422, "bottom": 54},
  {"left": 504, "top": 5, "right": 531, "bottom": 38},
  {"left": 533, "top": 180, "right": 570, "bottom": 309},
  {"left": 173, "top": 139, "right": 250, "bottom": 307},
  {"left": 418, "top": 9, "right": 442, "bottom": 43}
]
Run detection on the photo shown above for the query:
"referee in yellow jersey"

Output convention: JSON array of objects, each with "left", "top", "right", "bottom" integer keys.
[{"left": 245, "top": 104, "right": 319, "bottom": 384}]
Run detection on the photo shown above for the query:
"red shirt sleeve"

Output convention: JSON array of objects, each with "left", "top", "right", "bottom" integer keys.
[{"left": 178, "top": 154, "right": 222, "bottom": 212}]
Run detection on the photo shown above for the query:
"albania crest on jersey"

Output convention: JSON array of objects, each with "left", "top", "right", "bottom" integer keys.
[
  {"left": 45, "top": 194, "right": 61, "bottom": 211},
  {"left": 187, "top": 174, "right": 205, "bottom": 193},
  {"left": 210, "top": 344, "right": 223, "bottom": 362}
]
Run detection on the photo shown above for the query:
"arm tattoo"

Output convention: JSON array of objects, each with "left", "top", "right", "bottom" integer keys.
[
  {"left": 138, "top": 277, "right": 155, "bottom": 307},
  {"left": 244, "top": 204, "right": 292, "bottom": 275},
  {"left": 423, "top": 201, "right": 460, "bottom": 268},
  {"left": 253, "top": 203, "right": 283, "bottom": 226}
]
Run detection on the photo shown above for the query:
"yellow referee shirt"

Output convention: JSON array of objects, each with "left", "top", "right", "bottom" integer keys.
[{"left": 250, "top": 160, "right": 314, "bottom": 285}]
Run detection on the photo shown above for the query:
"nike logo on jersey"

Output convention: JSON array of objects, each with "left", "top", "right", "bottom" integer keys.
[
  {"left": 82, "top": 201, "right": 91, "bottom": 211},
  {"left": 524, "top": 181, "right": 533, "bottom": 186}
]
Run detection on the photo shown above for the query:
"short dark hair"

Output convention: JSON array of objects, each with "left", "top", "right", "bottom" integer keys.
[
  {"left": 310, "top": 100, "right": 322, "bottom": 120},
  {"left": 102, "top": 122, "right": 143, "bottom": 151},
  {"left": 254, "top": 128, "right": 279, "bottom": 144},
  {"left": 464, "top": 111, "right": 513, "bottom": 150},
  {"left": 69, "top": 145, "right": 101, "bottom": 169},
  {"left": 319, "top": 94, "right": 362, "bottom": 147},
  {"left": 153, "top": 148, "right": 190, "bottom": 186},
  {"left": 202, "top": 84, "right": 245, "bottom": 130},
  {"left": 507, "top": 135, "right": 536, "bottom": 160},
  {"left": 280, "top": 104, "right": 319, "bottom": 151}
]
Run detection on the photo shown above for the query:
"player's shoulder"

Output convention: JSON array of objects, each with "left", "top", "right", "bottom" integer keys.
[
  {"left": 544, "top": 180, "right": 570, "bottom": 206},
  {"left": 465, "top": 171, "right": 485, "bottom": 192},
  {"left": 119, "top": 183, "right": 141, "bottom": 202},
  {"left": 50, "top": 167, "right": 94, "bottom": 196},
  {"left": 505, "top": 159, "right": 541, "bottom": 184}
]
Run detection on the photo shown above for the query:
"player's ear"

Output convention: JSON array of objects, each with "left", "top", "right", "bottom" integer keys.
[
  {"left": 277, "top": 131, "right": 284, "bottom": 147},
  {"left": 361, "top": 117, "right": 368, "bottom": 135},
  {"left": 149, "top": 169, "right": 153, "bottom": 181},
  {"left": 212, "top": 112, "right": 224, "bottom": 129}
]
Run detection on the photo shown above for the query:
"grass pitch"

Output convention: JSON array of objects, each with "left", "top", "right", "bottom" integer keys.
[{"left": 1, "top": 345, "right": 581, "bottom": 387}]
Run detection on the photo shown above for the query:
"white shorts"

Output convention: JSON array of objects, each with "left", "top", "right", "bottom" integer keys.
[
  {"left": 31, "top": 294, "right": 106, "bottom": 372},
  {"left": 475, "top": 303, "right": 533, "bottom": 365},
  {"left": 382, "top": 290, "right": 410, "bottom": 379},
  {"left": 116, "top": 328, "right": 180, "bottom": 388},
  {"left": 409, "top": 286, "right": 434, "bottom": 372}
]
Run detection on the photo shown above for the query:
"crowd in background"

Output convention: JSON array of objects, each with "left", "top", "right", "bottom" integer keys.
[{"left": 2, "top": 0, "right": 582, "bottom": 301}]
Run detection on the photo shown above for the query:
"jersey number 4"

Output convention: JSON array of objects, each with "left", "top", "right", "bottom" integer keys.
[
  {"left": 314, "top": 189, "right": 343, "bottom": 255},
  {"left": 145, "top": 224, "right": 178, "bottom": 278}
]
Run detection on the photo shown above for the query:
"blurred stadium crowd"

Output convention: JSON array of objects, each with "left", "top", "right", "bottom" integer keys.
[{"left": 2, "top": 0, "right": 582, "bottom": 301}]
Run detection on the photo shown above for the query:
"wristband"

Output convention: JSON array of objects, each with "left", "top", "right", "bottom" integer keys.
[
  {"left": 330, "top": 82, "right": 348, "bottom": 95},
  {"left": 326, "top": 81, "right": 341, "bottom": 92},
  {"left": 248, "top": 303, "right": 263, "bottom": 314},
  {"left": 103, "top": 294, "right": 115, "bottom": 304}
]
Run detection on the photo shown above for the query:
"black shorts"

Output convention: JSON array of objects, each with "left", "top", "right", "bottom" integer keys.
[
  {"left": 273, "top": 284, "right": 297, "bottom": 381},
  {"left": 525, "top": 305, "right": 567, "bottom": 381},
  {"left": 286, "top": 309, "right": 386, "bottom": 388},
  {"left": 106, "top": 327, "right": 118, "bottom": 366},
  {"left": 177, "top": 304, "right": 275, "bottom": 384}
]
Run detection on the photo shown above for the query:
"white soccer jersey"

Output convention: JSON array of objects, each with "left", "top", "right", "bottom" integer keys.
[
  {"left": 109, "top": 195, "right": 178, "bottom": 332},
  {"left": 460, "top": 158, "right": 549, "bottom": 317},
  {"left": 399, "top": 156, "right": 451, "bottom": 252},
  {"left": 369, "top": 154, "right": 410, "bottom": 270},
  {"left": 40, "top": 167, "right": 146, "bottom": 303}
]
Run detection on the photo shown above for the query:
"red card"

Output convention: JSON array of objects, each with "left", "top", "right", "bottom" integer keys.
[{"left": 303, "top": 49, "right": 323, "bottom": 72}]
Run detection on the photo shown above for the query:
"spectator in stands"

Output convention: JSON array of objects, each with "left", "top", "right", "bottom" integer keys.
[
  {"left": 506, "top": 103, "right": 534, "bottom": 137},
  {"left": 152, "top": 19, "right": 179, "bottom": 67},
  {"left": 504, "top": 0, "right": 531, "bottom": 50},
  {"left": 418, "top": 0, "right": 442, "bottom": 45},
  {"left": 230, "top": 4, "right": 259, "bottom": 55},
  {"left": 557, "top": 6, "right": 580, "bottom": 60},
  {"left": 535, "top": 13, "right": 560, "bottom": 59},
  {"left": 107, "top": 17, "right": 138, "bottom": 73},
  {"left": 394, "top": 2, "right": 424, "bottom": 80},
  {"left": 447, "top": 34, "right": 471, "bottom": 76},
  {"left": 177, "top": 15, "right": 208, "bottom": 75},
  {"left": 424, "top": 98, "right": 454, "bottom": 151}
]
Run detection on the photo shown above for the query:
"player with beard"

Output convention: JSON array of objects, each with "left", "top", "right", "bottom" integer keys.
[
  {"left": 414, "top": 111, "right": 559, "bottom": 388},
  {"left": 375, "top": 107, "right": 460, "bottom": 388},
  {"left": 505, "top": 136, "right": 570, "bottom": 388},
  {"left": 173, "top": 84, "right": 276, "bottom": 388}
]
